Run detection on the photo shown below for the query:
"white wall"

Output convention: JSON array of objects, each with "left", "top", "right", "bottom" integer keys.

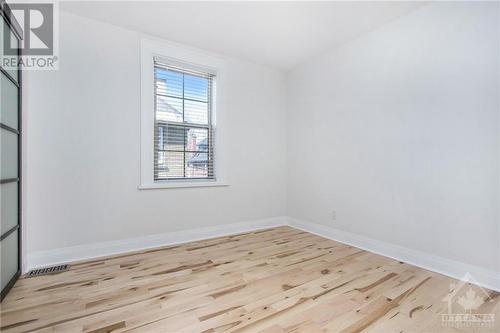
[
  {"left": 24, "top": 11, "right": 287, "bottom": 255},
  {"left": 286, "top": 2, "right": 500, "bottom": 272},
  {"left": 24, "top": 2, "right": 499, "bottom": 279}
]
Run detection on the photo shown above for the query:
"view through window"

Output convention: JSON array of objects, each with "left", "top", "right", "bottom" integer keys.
[{"left": 154, "top": 61, "right": 215, "bottom": 180}]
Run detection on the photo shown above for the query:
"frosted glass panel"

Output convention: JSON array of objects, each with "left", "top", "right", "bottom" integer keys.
[
  {"left": 0, "top": 129, "right": 18, "bottom": 179},
  {"left": 1, "top": 182, "right": 17, "bottom": 234},
  {"left": 1, "top": 72, "right": 19, "bottom": 130},
  {"left": 1, "top": 230, "right": 18, "bottom": 290},
  {"left": 0, "top": 18, "right": 2, "bottom": 65},
  {"left": 0, "top": 15, "right": 20, "bottom": 298},
  {"left": 0, "top": 18, "right": 19, "bottom": 82}
]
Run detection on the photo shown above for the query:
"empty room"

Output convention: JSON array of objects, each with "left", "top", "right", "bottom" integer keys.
[{"left": 0, "top": 0, "right": 499, "bottom": 332}]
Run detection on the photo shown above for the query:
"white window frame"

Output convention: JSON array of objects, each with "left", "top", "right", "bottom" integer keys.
[{"left": 139, "top": 39, "right": 228, "bottom": 189}]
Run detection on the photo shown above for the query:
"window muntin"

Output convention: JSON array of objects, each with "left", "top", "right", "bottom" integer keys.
[{"left": 154, "top": 62, "right": 215, "bottom": 181}]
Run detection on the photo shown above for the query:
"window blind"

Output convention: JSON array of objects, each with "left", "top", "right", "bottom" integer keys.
[{"left": 153, "top": 59, "right": 215, "bottom": 181}]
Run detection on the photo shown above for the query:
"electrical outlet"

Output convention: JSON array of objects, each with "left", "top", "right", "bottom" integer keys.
[{"left": 331, "top": 210, "right": 336, "bottom": 221}]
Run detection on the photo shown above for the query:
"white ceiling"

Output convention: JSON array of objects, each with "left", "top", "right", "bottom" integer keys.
[{"left": 60, "top": 1, "right": 425, "bottom": 71}]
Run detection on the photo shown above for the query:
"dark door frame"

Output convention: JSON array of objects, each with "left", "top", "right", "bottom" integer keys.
[{"left": 0, "top": 0, "right": 23, "bottom": 302}]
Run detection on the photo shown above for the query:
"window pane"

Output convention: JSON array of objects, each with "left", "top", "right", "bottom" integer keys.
[
  {"left": 186, "top": 128, "right": 208, "bottom": 152},
  {"left": 156, "top": 151, "right": 184, "bottom": 179},
  {"left": 184, "top": 99, "right": 208, "bottom": 125},
  {"left": 155, "top": 151, "right": 168, "bottom": 179},
  {"left": 184, "top": 74, "right": 208, "bottom": 102},
  {"left": 161, "top": 125, "right": 185, "bottom": 151},
  {"left": 156, "top": 96, "right": 182, "bottom": 122},
  {"left": 156, "top": 126, "right": 209, "bottom": 152},
  {"left": 186, "top": 152, "right": 208, "bottom": 178},
  {"left": 155, "top": 67, "right": 182, "bottom": 97},
  {"left": 153, "top": 62, "right": 214, "bottom": 181}
]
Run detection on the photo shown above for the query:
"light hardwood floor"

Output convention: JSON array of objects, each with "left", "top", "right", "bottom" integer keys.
[{"left": 1, "top": 226, "right": 498, "bottom": 333}]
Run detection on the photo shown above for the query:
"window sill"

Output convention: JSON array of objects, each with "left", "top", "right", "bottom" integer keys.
[{"left": 138, "top": 181, "right": 229, "bottom": 190}]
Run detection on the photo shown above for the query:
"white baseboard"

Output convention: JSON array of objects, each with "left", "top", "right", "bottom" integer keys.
[
  {"left": 26, "top": 216, "right": 287, "bottom": 272},
  {"left": 26, "top": 215, "right": 499, "bottom": 292},
  {"left": 287, "top": 217, "right": 500, "bottom": 292}
]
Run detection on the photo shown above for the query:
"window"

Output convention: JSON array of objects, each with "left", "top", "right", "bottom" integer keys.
[
  {"left": 154, "top": 60, "right": 215, "bottom": 181},
  {"left": 140, "top": 39, "right": 227, "bottom": 189}
]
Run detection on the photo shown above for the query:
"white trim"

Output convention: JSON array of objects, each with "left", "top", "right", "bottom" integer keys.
[
  {"left": 140, "top": 39, "right": 228, "bottom": 189},
  {"left": 138, "top": 181, "right": 229, "bottom": 190},
  {"left": 26, "top": 216, "right": 287, "bottom": 272},
  {"left": 287, "top": 217, "right": 500, "bottom": 292}
]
